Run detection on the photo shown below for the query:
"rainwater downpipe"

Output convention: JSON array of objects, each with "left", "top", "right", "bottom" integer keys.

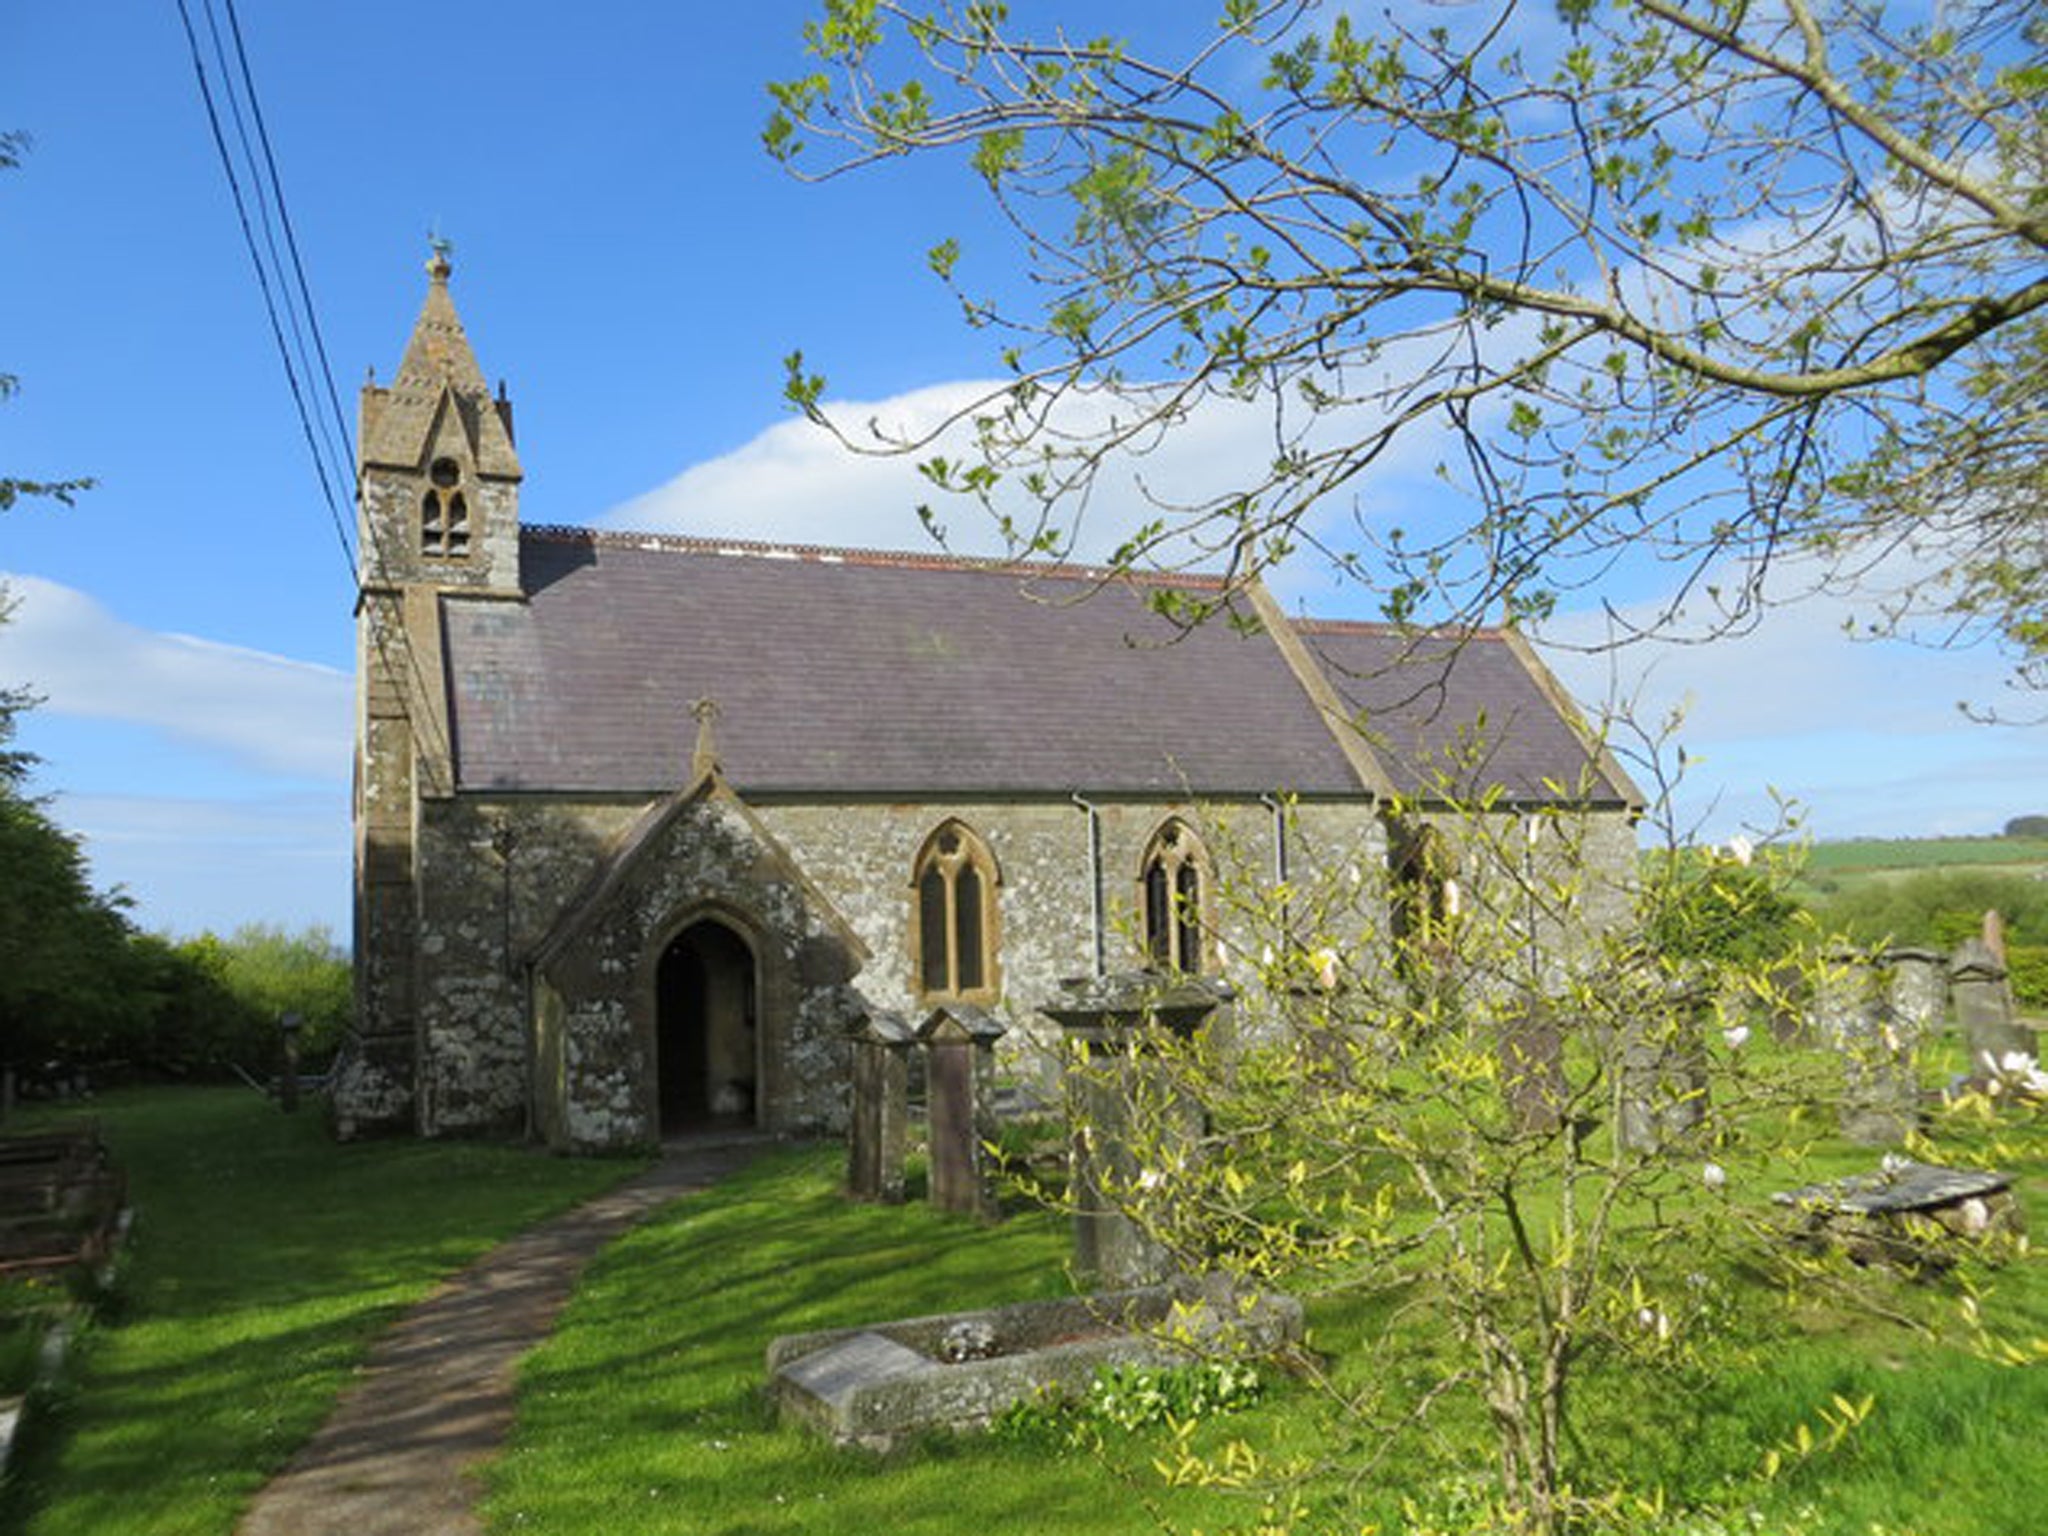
[
  {"left": 1260, "top": 793, "right": 1291, "bottom": 940},
  {"left": 1071, "top": 791, "right": 1105, "bottom": 977}
]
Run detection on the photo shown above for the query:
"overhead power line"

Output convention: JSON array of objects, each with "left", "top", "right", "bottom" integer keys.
[
  {"left": 174, "top": 0, "right": 457, "bottom": 775},
  {"left": 173, "top": 0, "right": 355, "bottom": 571}
]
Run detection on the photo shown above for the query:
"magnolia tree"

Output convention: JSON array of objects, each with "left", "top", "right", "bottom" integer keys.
[
  {"left": 771, "top": 1, "right": 2048, "bottom": 692},
  {"left": 1030, "top": 762, "right": 2034, "bottom": 1535}
]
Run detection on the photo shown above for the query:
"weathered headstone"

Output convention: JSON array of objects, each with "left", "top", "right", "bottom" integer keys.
[
  {"left": 1615, "top": 979, "right": 1709, "bottom": 1153},
  {"left": 1498, "top": 1005, "right": 1564, "bottom": 1135},
  {"left": 1885, "top": 948, "right": 1947, "bottom": 1039},
  {"left": 1952, "top": 936, "right": 2033, "bottom": 1077},
  {"left": 1764, "top": 958, "right": 1812, "bottom": 1044},
  {"left": 1040, "top": 971, "right": 1232, "bottom": 1287},
  {"left": 919, "top": 1004, "right": 1007, "bottom": 1217},
  {"left": 1811, "top": 952, "right": 1919, "bottom": 1145},
  {"left": 846, "top": 1007, "right": 917, "bottom": 1203}
]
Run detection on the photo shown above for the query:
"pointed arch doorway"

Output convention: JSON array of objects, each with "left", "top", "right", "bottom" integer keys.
[{"left": 655, "top": 918, "right": 759, "bottom": 1133}]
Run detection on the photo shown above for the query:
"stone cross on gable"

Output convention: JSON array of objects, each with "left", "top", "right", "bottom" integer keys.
[{"left": 691, "top": 697, "right": 721, "bottom": 779}]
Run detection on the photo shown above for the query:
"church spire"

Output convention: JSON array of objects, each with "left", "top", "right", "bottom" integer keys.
[
  {"left": 382, "top": 240, "right": 496, "bottom": 428},
  {"left": 356, "top": 241, "right": 523, "bottom": 597}
]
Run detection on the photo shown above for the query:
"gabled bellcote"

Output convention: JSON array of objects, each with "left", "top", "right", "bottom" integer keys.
[{"left": 357, "top": 248, "right": 523, "bottom": 597}]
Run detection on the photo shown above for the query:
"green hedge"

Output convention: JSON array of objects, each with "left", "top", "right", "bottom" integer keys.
[{"left": 2010, "top": 945, "right": 2048, "bottom": 1011}]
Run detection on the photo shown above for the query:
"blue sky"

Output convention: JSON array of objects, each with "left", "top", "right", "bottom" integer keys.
[{"left": 0, "top": 1, "right": 2039, "bottom": 939}]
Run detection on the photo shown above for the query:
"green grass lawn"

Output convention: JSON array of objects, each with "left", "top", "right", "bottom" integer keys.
[
  {"left": 0, "top": 1087, "right": 642, "bottom": 1536},
  {"left": 3, "top": 1075, "right": 2044, "bottom": 1536},
  {"left": 491, "top": 1082, "right": 2048, "bottom": 1536},
  {"left": 484, "top": 1149, "right": 1202, "bottom": 1535}
]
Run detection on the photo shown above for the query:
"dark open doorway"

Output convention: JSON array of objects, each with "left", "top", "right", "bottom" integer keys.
[{"left": 655, "top": 919, "right": 758, "bottom": 1133}]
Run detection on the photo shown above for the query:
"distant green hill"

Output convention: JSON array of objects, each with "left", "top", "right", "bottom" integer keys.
[
  {"left": 1801, "top": 835, "right": 2048, "bottom": 878},
  {"left": 1793, "top": 838, "right": 2048, "bottom": 915}
]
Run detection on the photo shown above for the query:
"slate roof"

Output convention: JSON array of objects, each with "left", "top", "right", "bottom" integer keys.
[
  {"left": 439, "top": 525, "right": 1631, "bottom": 804},
  {"left": 1296, "top": 620, "right": 1634, "bottom": 804},
  {"left": 444, "top": 528, "right": 1363, "bottom": 796}
]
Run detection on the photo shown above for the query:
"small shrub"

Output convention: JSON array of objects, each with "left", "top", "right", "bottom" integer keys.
[
  {"left": 2008, "top": 945, "right": 2047, "bottom": 1010},
  {"left": 991, "top": 1360, "right": 1265, "bottom": 1443},
  {"left": 1085, "top": 1359, "right": 1264, "bottom": 1430}
]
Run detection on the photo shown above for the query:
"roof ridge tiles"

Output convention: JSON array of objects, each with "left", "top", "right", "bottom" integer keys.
[
  {"left": 520, "top": 522, "right": 1236, "bottom": 591},
  {"left": 1292, "top": 616, "right": 1509, "bottom": 641}
]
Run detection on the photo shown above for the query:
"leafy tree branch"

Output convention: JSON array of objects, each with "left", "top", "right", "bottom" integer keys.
[{"left": 772, "top": 1, "right": 2048, "bottom": 684}]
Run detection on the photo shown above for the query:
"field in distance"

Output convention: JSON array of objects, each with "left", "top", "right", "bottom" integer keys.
[{"left": 1798, "top": 833, "right": 2048, "bottom": 888}]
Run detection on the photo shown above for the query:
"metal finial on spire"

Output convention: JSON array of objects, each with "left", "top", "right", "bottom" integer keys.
[
  {"left": 690, "top": 698, "right": 722, "bottom": 779},
  {"left": 426, "top": 227, "right": 454, "bottom": 282}
]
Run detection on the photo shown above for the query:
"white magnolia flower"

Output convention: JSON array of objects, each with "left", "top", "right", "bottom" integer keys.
[
  {"left": 1311, "top": 947, "right": 1340, "bottom": 990},
  {"left": 1721, "top": 1024, "right": 1751, "bottom": 1050},
  {"left": 1958, "top": 1197, "right": 1991, "bottom": 1236},
  {"left": 1442, "top": 878, "right": 1463, "bottom": 918},
  {"left": 1724, "top": 835, "right": 1754, "bottom": 867},
  {"left": 1702, "top": 1162, "right": 1728, "bottom": 1192}
]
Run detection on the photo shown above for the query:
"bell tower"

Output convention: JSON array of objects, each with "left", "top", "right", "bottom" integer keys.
[
  {"left": 338, "top": 244, "right": 523, "bottom": 1138},
  {"left": 356, "top": 242, "right": 523, "bottom": 596}
]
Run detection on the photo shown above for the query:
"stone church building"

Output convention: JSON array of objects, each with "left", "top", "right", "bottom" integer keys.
[{"left": 334, "top": 255, "right": 1641, "bottom": 1151}]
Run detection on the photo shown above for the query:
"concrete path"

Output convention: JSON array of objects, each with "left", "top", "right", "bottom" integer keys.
[{"left": 237, "top": 1138, "right": 766, "bottom": 1536}]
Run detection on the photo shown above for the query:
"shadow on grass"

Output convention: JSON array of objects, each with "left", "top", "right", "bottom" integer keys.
[{"left": 0, "top": 1087, "right": 641, "bottom": 1536}]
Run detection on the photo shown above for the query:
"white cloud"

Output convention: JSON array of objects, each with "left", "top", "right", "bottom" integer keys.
[
  {"left": 1538, "top": 549, "right": 2019, "bottom": 743},
  {"left": 1535, "top": 551, "right": 2039, "bottom": 841},
  {"left": 0, "top": 575, "right": 349, "bottom": 780},
  {"left": 601, "top": 371, "right": 1458, "bottom": 568}
]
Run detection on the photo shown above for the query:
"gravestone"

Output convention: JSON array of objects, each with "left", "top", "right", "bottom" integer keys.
[
  {"left": 1040, "top": 971, "right": 1232, "bottom": 1287},
  {"left": 1982, "top": 907, "right": 2009, "bottom": 966},
  {"left": 846, "top": 1008, "right": 917, "bottom": 1203},
  {"left": 1952, "top": 937, "right": 2033, "bottom": 1077},
  {"left": 1498, "top": 1005, "right": 1564, "bottom": 1135},
  {"left": 1885, "top": 948, "right": 1947, "bottom": 1039},
  {"left": 1616, "top": 979, "right": 1709, "bottom": 1153},
  {"left": 1813, "top": 952, "right": 1920, "bottom": 1145},
  {"left": 1774, "top": 1159, "right": 2020, "bottom": 1272},
  {"left": 918, "top": 1005, "right": 1007, "bottom": 1217}
]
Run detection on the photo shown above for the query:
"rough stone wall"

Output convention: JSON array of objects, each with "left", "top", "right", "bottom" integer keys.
[
  {"left": 531, "top": 789, "right": 865, "bottom": 1149},
  {"left": 409, "top": 795, "right": 647, "bottom": 1136},
  {"left": 1395, "top": 805, "right": 1639, "bottom": 1000},
  {"left": 338, "top": 587, "right": 423, "bottom": 1138},
  {"left": 758, "top": 798, "right": 1391, "bottom": 1072},
  {"left": 383, "top": 782, "right": 1633, "bottom": 1147}
]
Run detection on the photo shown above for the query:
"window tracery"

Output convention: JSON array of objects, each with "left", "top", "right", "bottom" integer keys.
[{"left": 912, "top": 820, "right": 1000, "bottom": 1001}]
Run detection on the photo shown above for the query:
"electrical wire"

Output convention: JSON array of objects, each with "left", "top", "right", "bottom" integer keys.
[{"left": 174, "top": 0, "right": 459, "bottom": 777}]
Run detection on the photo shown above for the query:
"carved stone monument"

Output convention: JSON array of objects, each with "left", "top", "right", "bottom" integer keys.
[
  {"left": 1807, "top": 949, "right": 1941, "bottom": 1145},
  {"left": 846, "top": 1007, "right": 917, "bottom": 1203},
  {"left": 1615, "top": 979, "right": 1709, "bottom": 1153},
  {"left": 1040, "top": 971, "right": 1232, "bottom": 1287},
  {"left": 918, "top": 1004, "right": 1007, "bottom": 1217},
  {"left": 1953, "top": 936, "right": 2032, "bottom": 1077}
]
